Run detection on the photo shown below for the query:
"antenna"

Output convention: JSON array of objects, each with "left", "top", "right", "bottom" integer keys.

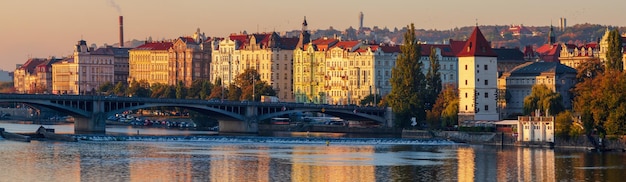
[{"left": 475, "top": 18, "right": 478, "bottom": 26}]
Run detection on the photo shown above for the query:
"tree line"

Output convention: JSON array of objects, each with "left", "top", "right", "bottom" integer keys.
[{"left": 98, "top": 68, "right": 276, "bottom": 101}]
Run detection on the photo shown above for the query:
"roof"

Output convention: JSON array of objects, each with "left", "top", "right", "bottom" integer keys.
[
  {"left": 421, "top": 44, "right": 456, "bottom": 57},
  {"left": 331, "top": 41, "right": 360, "bottom": 51},
  {"left": 493, "top": 48, "right": 525, "bottom": 61},
  {"left": 134, "top": 42, "right": 174, "bottom": 50},
  {"left": 378, "top": 44, "right": 400, "bottom": 53},
  {"left": 279, "top": 37, "right": 299, "bottom": 50},
  {"left": 18, "top": 58, "right": 47, "bottom": 74},
  {"left": 457, "top": 27, "right": 497, "bottom": 57},
  {"left": 507, "top": 62, "right": 576, "bottom": 77}
]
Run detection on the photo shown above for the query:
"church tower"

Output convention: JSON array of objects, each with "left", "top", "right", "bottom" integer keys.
[
  {"left": 457, "top": 27, "right": 499, "bottom": 122},
  {"left": 548, "top": 25, "right": 556, "bottom": 45},
  {"left": 296, "top": 16, "right": 311, "bottom": 49}
]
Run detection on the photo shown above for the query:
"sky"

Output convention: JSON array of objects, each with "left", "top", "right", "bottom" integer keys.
[{"left": 1, "top": 0, "right": 624, "bottom": 72}]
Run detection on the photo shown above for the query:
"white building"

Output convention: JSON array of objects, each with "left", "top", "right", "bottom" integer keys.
[
  {"left": 517, "top": 116, "right": 554, "bottom": 142},
  {"left": 457, "top": 27, "right": 499, "bottom": 122},
  {"left": 52, "top": 40, "right": 114, "bottom": 95}
]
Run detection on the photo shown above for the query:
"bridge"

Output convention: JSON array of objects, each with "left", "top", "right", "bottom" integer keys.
[{"left": 0, "top": 94, "right": 392, "bottom": 133}]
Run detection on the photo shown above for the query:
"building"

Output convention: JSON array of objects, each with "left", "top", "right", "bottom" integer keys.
[
  {"left": 497, "top": 62, "right": 577, "bottom": 118},
  {"left": 128, "top": 41, "right": 173, "bottom": 85},
  {"left": 500, "top": 24, "right": 533, "bottom": 37},
  {"left": 457, "top": 27, "right": 499, "bottom": 122},
  {"left": 517, "top": 116, "right": 554, "bottom": 143},
  {"left": 558, "top": 42, "right": 599, "bottom": 69},
  {"left": 493, "top": 48, "right": 528, "bottom": 75},
  {"left": 168, "top": 33, "right": 212, "bottom": 87},
  {"left": 14, "top": 57, "right": 61, "bottom": 94},
  {"left": 52, "top": 40, "right": 115, "bottom": 95},
  {"left": 211, "top": 32, "right": 298, "bottom": 101}
]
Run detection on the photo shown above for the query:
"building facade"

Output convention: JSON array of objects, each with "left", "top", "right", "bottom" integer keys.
[
  {"left": 457, "top": 27, "right": 499, "bottom": 122},
  {"left": 558, "top": 42, "right": 599, "bottom": 69},
  {"left": 52, "top": 40, "right": 114, "bottom": 95},
  {"left": 497, "top": 62, "right": 577, "bottom": 118},
  {"left": 14, "top": 58, "right": 61, "bottom": 94},
  {"left": 168, "top": 36, "right": 212, "bottom": 87},
  {"left": 211, "top": 32, "right": 298, "bottom": 101},
  {"left": 128, "top": 41, "right": 173, "bottom": 85}
]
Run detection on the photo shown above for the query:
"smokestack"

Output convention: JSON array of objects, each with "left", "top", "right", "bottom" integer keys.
[{"left": 119, "top": 16, "right": 124, "bottom": 47}]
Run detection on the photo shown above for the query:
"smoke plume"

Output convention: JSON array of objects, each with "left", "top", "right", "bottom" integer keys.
[{"left": 107, "top": 0, "right": 122, "bottom": 14}]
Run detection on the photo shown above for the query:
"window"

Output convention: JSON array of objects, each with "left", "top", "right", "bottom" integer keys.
[
  {"left": 465, "top": 65, "right": 468, "bottom": 70},
  {"left": 484, "top": 65, "right": 488, "bottom": 70},
  {"left": 465, "top": 92, "right": 468, "bottom": 98},
  {"left": 484, "top": 92, "right": 488, "bottom": 98},
  {"left": 485, "top": 105, "right": 489, "bottom": 111},
  {"left": 465, "top": 105, "right": 468, "bottom": 111},
  {"left": 465, "top": 80, "right": 468, "bottom": 85},
  {"left": 484, "top": 80, "right": 488, "bottom": 85}
]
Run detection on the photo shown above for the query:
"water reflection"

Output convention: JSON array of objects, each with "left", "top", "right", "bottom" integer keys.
[{"left": 2, "top": 134, "right": 626, "bottom": 181}]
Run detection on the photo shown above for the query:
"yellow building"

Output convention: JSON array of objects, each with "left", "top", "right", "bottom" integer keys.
[
  {"left": 129, "top": 41, "right": 173, "bottom": 85},
  {"left": 211, "top": 32, "right": 298, "bottom": 102},
  {"left": 52, "top": 40, "right": 114, "bottom": 95},
  {"left": 14, "top": 58, "right": 62, "bottom": 94}
]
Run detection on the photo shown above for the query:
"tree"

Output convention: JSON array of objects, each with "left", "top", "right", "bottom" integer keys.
[
  {"left": 523, "top": 84, "right": 563, "bottom": 116},
  {"left": 573, "top": 71, "right": 626, "bottom": 136},
  {"left": 576, "top": 58, "right": 604, "bottom": 82},
  {"left": 430, "top": 84, "right": 459, "bottom": 129},
  {"left": 555, "top": 110, "right": 574, "bottom": 138},
  {"left": 425, "top": 47, "right": 442, "bottom": 110},
  {"left": 175, "top": 81, "right": 186, "bottom": 99},
  {"left": 126, "top": 80, "right": 150, "bottom": 97},
  {"left": 234, "top": 68, "right": 275, "bottom": 101},
  {"left": 113, "top": 81, "right": 127, "bottom": 96},
  {"left": 97, "top": 81, "right": 113, "bottom": 95},
  {"left": 606, "top": 29, "right": 623, "bottom": 71},
  {"left": 360, "top": 93, "right": 382, "bottom": 106},
  {"left": 227, "top": 84, "right": 241, "bottom": 101},
  {"left": 199, "top": 80, "right": 212, "bottom": 100},
  {"left": 387, "top": 23, "right": 426, "bottom": 128}
]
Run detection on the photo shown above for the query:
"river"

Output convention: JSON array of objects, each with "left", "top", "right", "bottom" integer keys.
[{"left": 1, "top": 122, "right": 625, "bottom": 181}]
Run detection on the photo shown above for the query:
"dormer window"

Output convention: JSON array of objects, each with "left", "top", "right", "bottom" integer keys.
[{"left": 467, "top": 42, "right": 472, "bottom": 52}]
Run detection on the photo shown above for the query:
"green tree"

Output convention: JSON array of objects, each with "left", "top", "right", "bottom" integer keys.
[
  {"left": 523, "top": 84, "right": 563, "bottom": 116},
  {"left": 387, "top": 23, "right": 426, "bottom": 128},
  {"left": 98, "top": 81, "right": 114, "bottom": 95},
  {"left": 360, "top": 94, "right": 382, "bottom": 106},
  {"left": 606, "top": 29, "right": 623, "bottom": 71},
  {"left": 175, "top": 81, "right": 187, "bottom": 99},
  {"left": 113, "top": 81, "right": 127, "bottom": 96},
  {"left": 227, "top": 84, "right": 242, "bottom": 101},
  {"left": 425, "top": 47, "right": 442, "bottom": 110},
  {"left": 199, "top": 80, "right": 212, "bottom": 100},
  {"left": 234, "top": 68, "right": 275, "bottom": 101},
  {"left": 126, "top": 80, "right": 150, "bottom": 97},
  {"left": 555, "top": 110, "right": 574, "bottom": 138}
]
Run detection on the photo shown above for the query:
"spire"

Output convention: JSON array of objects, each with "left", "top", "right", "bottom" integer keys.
[
  {"left": 548, "top": 24, "right": 555, "bottom": 45},
  {"left": 457, "top": 27, "right": 497, "bottom": 57},
  {"left": 302, "top": 16, "right": 308, "bottom": 31}
]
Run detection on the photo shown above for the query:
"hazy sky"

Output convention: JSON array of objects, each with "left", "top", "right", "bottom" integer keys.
[{"left": 1, "top": 0, "right": 623, "bottom": 71}]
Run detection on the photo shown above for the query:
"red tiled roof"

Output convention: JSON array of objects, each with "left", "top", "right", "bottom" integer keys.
[
  {"left": 134, "top": 42, "right": 174, "bottom": 50},
  {"left": 279, "top": 37, "right": 299, "bottom": 50},
  {"left": 332, "top": 41, "right": 360, "bottom": 50},
  {"left": 18, "top": 58, "right": 47, "bottom": 74},
  {"left": 421, "top": 44, "right": 456, "bottom": 57},
  {"left": 457, "top": 27, "right": 497, "bottom": 57},
  {"left": 536, "top": 44, "right": 561, "bottom": 62},
  {"left": 311, "top": 38, "right": 339, "bottom": 51},
  {"left": 449, "top": 40, "right": 466, "bottom": 55}
]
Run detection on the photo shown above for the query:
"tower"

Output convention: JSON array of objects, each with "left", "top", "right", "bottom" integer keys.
[
  {"left": 359, "top": 12, "right": 364, "bottom": 30},
  {"left": 559, "top": 17, "right": 567, "bottom": 32},
  {"left": 296, "top": 16, "right": 311, "bottom": 49},
  {"left": 457, "top": 27, "right": 499, "bottom": 122},
  {"left": 548, "top": 24, "right": 555, "bottom": 45},
  {"left": 119, "top": 16, "right": 124, "bottom": 47}
]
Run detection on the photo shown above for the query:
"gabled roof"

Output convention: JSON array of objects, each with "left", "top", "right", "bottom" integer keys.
[
  {"left": 18, "top": 58, "right": 47, "bottom": 74},
  {"left": 378, "top": 44, "right": 400, "bottom": 53},
  {"left": 507, "top": 62, "right": 576, "bottom": 77},
  {"left": 457, "top": 27, "right": 497, "bottom": 57},
  {"left": 134, "top": 42, "right": 174, "bottom": 50}
]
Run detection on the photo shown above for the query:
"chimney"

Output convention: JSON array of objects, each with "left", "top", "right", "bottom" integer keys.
[{"left": 119, "top": 16, "right": 124, "bottom": 47}]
